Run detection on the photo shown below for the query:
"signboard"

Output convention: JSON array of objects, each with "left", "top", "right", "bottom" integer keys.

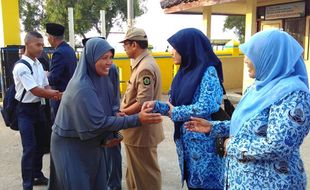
[{"left": 265, "top": 2, "right": 305, "bottom": 20}]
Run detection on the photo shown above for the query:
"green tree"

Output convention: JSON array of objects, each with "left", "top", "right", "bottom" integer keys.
[
  {"left": 223, "top": 15, "right": 245, "bottom": 43},
  {"left": 19, "top": 0, "right": 146, "bottom": 40},
  {"left": 19, "top": 0, "right": 45, "bottom": 32}
]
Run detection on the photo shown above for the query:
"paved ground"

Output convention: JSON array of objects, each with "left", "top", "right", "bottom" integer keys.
[{"left": 0, "top": 93, "right": 309, "bottom": 190}]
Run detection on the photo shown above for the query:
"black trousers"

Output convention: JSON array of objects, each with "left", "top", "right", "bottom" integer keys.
[{"left": 17, "top": 102, "right": 46, "bottom": 190}]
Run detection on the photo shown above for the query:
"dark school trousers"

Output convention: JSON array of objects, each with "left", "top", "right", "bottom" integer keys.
[{"left": 17, "top": 102, "right": 46, "bottom": 190}]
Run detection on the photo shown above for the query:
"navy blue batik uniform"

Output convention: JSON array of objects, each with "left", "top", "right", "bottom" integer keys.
[{"left": 48, "top": 41, "right": 77, "bottom": 118}]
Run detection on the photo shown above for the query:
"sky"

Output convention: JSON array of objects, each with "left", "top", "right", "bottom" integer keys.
[
  {"left": 106, "top": 0, "right": 238, "bottom": 52},
  {"left": 16, "top": 0, "right": 238, "bottom": 51}
]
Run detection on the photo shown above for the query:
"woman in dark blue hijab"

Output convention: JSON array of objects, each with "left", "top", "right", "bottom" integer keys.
[
  {"left": 48, "top": 38, "right": 162, "bottom": 190},
  {"left": 145, "top": 28, "right": 225, "bottom": 189}
]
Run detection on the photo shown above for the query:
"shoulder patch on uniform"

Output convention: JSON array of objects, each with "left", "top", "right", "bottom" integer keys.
[{"left": 143, "top": 77, "right": 151, "bottom": 85}]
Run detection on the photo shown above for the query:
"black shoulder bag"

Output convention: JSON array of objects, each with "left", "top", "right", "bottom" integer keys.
[
  {"left": 211, "top": 82, "right": 235, "bottom": 121},
  {"left": 211, "top": 82, "right": 235, "bottom": 157}
]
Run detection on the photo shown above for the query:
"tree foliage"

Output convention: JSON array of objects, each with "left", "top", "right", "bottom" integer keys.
[
  {"left": 223, "top": 16, "right": 245, "bottom": 43},
  {"left": 19, "top": 0, "right": 45, "bottom": 32},
  {"left": 19, "top": 0, "right": 146, "bottom": 40}
]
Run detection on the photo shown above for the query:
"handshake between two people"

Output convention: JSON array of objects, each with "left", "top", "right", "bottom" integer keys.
[
  {"left": 141, "top": 100, "right": 213, "bottom": 134},
  {"left": 102, "top": 101, "right": 163, "bottom": 148},
  {"left": 142, "top": 101, "right": 230, "bottom": 156},
  {"left": 31, "top": 87, "right": 63, "bottom": 101},
  {"left": 116, "top": 100, "right": 165, "bottom": 126},
  {"left": 51, "top": 90, "right": 62, "bottom": 101}
]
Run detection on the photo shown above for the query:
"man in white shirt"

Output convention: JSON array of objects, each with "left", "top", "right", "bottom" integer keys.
[{"left": 13, "top": 31, "right": 61, "bottom": 190}]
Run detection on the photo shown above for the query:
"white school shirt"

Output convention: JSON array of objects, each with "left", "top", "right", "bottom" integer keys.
[{"left": 13, "top": 55, "right": 49, "bottom": 103}]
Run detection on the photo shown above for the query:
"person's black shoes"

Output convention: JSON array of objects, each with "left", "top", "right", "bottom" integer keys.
[{"left": 33, "top": 176, "right": 49, "bottom": 186}]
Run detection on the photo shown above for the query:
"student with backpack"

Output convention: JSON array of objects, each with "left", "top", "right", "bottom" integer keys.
[{"left": 13, "top": 31, "right": 61, "bottom": 190}]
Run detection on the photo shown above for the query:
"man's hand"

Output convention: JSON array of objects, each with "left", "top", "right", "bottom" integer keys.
[
  {"left": 184, "top": 117, "right": 212, "bottom": 134},
  {"left": 141, "top": 101, "right": 156, "bottom": 111}
]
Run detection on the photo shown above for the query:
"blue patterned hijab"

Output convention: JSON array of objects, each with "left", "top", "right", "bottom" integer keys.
[
  {"left": 168, "top": 28, "right": 223, "bottom": 139},
  {"left": 230, "top": 29, "right": 309, "bottom": 136}
]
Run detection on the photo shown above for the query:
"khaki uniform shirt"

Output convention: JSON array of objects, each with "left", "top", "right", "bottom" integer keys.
[{"left": 121, "top": 51, "right": 164, "bottom": 147}]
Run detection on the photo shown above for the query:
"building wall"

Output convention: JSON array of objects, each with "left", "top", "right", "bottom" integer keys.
[
  {"left": 220, "top": 56, "right": 244, "bottom": 91},
  {"left": 257, "top": 0, "right": 303, "bottom": 7},
  {"left": 113, "top": 52, "right": 244, "bottom": 94}
]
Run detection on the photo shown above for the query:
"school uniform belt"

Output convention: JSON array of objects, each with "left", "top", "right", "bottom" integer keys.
[{"left": 20, "top": 102, "right": 41, "bottom": 106}]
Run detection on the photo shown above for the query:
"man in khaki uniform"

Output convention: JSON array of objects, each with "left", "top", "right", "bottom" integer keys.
[{"left": 120, "top": 27, "right": 164, "bottom": 190}]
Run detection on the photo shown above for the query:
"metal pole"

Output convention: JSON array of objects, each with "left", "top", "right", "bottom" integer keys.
[
  {"left": 68, "top": 7, "right": 75, "bottom": 49},
  {"left": 100, "top": 10, "right": 106, "bottom": 38},
  {"left": 127, "top": 0, "right": 134, "bottom": 28}
]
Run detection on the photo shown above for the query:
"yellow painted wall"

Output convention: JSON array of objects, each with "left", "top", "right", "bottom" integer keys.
[
  {"left": 220, "top": 56, "right": 244, "bottom": 90},
  {"left": 113, "top": 52, "right": 175, "bottom": 94},
  {"left": 0, "top": 0, "right": 20, "bottom": 46},
  {"left": 212, "top": 2, "right": 247, "bottom": 15},
  {"left": 112, "top": 53, "right": 131, "bottom": 93},
  {"left": 113, "top": 52, "right": 244, "bottom": 94},
  {"left": 153, "top": 52, "right": 175, "bottom": 94}
]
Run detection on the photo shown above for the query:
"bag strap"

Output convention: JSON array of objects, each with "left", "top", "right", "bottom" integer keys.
[
  {"left": 16, "top": 59, "right": 33, "bottom": 74},
  {"left": 219, "top": 82, "right": 227, "bottom": 95},
  {"left": 219, "top": 81, "right": 231, "bottom": 101},
  {"left": 15, "top": 59, "right": 33, "bottom": 102},
  {"left": 20, "top": 89, "right": 27, "bottom": 103}
]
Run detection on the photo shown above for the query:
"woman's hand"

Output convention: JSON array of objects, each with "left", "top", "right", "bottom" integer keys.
[
  {"left": 142, "top": 101, "right": 156, "bottom": 111},
  {"left": 138, "top": 107, "right": 162, "bottom": 124},
  {"left": 102, "top": 138, "right": 122, "bottom": 148},
  {"left": 184, "top": 117, "right": 212, "bottom": 133},
  {"left": 223, "top": 138, "right": 230, "bottom": 156},
  {"left": 51, "top": 90, "right": 62, "bottom": 101},
  {"left": 116, "top": 112, "right": 126, "bottom": 117},
  {"left": 167, "top": 101, "right": 174, "bottom": 117}
]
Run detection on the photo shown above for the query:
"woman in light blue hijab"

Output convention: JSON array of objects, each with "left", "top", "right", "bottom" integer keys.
[
  {"left": 185, "top": 29, "right": 310, "bottom": 189},
  {"left": 48, "top": 38, "right": 162, "bottom": 190}
]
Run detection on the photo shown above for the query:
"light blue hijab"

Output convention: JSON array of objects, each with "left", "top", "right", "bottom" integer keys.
[{"left": 230, "top": 29, "right": 309, "bottom": 136}]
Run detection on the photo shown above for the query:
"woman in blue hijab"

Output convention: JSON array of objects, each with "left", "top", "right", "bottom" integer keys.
[
  {"left": 185, "top": 29, "right": 310, "bottom": 189},
  {"left": 144, "top": 28, "right": 226, "bottom": 189},
  {"left": 48, "top": 38, "right": 162, "bottom": 190}
]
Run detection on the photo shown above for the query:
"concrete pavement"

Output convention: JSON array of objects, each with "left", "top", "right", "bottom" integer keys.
[{"left": 0, "top": 93, "right": 309, "bottom": 190}]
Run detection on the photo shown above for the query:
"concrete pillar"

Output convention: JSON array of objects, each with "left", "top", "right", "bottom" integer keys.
[
  {"left": 68, "top": 7, "right": 75, "bottom": 49},
  {"left": 100, "top": 10, "right": 106, "bottom": 38},
  {"left": 127, "top": 0, "right": 134, "bottom": 28},
  {"left": 202, "top": 6, "right": 212, "bottom": 38},
  {"left": 0, "top": 0, "right": 21, "bottom": 46},
  {"left": 243, "top": 0, "right": 257, "bottom": 92},
  {"left": 245, "top": 0, "right": 257, "bottom": 42}
]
